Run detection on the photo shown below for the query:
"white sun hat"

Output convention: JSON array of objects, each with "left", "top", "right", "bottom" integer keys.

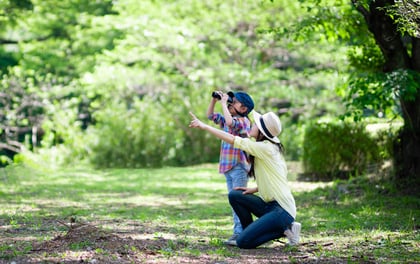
[{"left": 253, "top": 111, "right": 282, "bottom": 143}]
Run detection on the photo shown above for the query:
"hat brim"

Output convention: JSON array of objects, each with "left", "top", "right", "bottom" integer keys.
[{"left": 253, "top": 111, "right": 280, "bottom": 143}]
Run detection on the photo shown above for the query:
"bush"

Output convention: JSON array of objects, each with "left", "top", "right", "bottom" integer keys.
[
  {"left": 302, "top": 121, "right": 385, "bottom": 181},
  {"left": 85, "top": 95, "right": 221, "bottom": 168},
  {"left": 87, "top": 99, "right": 179, "bottom": 168},
  {"left": 279, "top": 122, "right": 304, "bottom": 161}
]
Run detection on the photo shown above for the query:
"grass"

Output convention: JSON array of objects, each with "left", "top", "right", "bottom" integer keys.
[{"left": 0, "top": 162, "right": 419, "bottom": 263}]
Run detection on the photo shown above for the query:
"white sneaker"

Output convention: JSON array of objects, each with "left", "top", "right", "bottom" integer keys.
[{"left": 284, "top": 222, "right": 301, "bottom": 246}]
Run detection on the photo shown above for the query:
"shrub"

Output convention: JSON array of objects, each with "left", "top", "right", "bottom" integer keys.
[
  {"left": 302, "top": 121, "right": 384, "bottom": 181},
  {"left": 85, "top": 95, "right": 221, "bottom": 168},
  {"left": 87, "top": 99, "right": 179, "bottom": 168}
]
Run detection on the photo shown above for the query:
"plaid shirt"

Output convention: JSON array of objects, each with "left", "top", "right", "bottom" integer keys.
[{"left": 208, "top": 113, "right": 251, "bottom": 173}]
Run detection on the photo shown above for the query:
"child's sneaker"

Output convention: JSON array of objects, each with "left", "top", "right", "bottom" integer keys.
[
  {"left": 284, "top": 222, "right": 301, "bottom": 246},
  {"left": 223, "top": 234, "right": 239, "bottom": 246}
]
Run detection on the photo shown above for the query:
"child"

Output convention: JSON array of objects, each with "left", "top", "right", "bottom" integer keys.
[{"left": 206, "top": 90, "right": 254, "bottom": 246}]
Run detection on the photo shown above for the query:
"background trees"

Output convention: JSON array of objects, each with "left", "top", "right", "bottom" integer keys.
[
  {"left": 2, "top": 0, "right": 344, "bottom": 166},
  {"left": 349, "top": 0, "right": 420, "bottom": 189},
  {"left": 288, "top": 0, "right": 419, "bottom": 189},
  {"left": 1, "top": 0, "right": 417, "bottom": 191}
]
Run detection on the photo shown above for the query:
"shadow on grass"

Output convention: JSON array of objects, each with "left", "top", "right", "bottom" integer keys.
[{"left": 0, "top": 165, "right": 419, "bottom": 263}]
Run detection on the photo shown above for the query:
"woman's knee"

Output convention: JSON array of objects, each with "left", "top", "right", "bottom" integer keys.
[
  {"left": 236, "top": 237, "right": 255, "bottom": 249},
  {"left": 228, "top": 189, "right": 243, "bottom": 202}
]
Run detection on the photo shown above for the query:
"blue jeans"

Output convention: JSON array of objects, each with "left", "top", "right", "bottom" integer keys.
[
  {"left": 224, "top": 164, "right": 248, "bottom": 235},
  {"left": 228, "top": 189, "right": 294, "bottom": 249}
]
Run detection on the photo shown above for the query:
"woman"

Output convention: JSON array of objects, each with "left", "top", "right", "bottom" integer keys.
[{"left": 189, "top": 110, "right": 301, "bottom": 249}]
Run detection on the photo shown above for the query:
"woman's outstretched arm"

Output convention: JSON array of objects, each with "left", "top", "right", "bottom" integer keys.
[{"left": 189, "top": 111, "right": 235, "bottom": 144}]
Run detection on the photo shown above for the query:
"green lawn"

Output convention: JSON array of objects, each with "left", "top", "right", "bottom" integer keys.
[{"left": 0, "top": 163, "right": 419, "bottom": 263}]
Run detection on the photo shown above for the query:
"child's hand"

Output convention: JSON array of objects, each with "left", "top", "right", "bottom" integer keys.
[
  {"left": 221, "top": 93, "right": 230, "bottom": 105},
  {"left": 213, "top": 90, "right": 223, "bottom": 99}
]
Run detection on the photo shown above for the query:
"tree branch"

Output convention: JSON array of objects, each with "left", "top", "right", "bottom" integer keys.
[
  {"left": 0, "top": 142, "right": 21, "bottom": 153},
  {"left": 0, "top": 39, "right": 19, "bottom": 44},
  {"left": 0, "top": 34, "right": 56, "bottom": 45}
]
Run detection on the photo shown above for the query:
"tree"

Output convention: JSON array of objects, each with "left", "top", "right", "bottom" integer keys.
[
  {"left": 290, "top": 0, "right": 420, "bottom": 190},
  {"left": 0, "top": 0, "right": 33, "bottom": 70},
  {"left": 350, "top": 0, "right": 420, "bottom": 190},
  {"left": 0, "top": 0, "right": 118, "bottom": 164}
]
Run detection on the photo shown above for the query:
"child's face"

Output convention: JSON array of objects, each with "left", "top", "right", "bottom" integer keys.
[{"left": 228, "top": 98, "right": 248, "bottom": 116}]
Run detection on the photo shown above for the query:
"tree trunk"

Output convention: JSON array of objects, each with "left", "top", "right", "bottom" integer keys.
[
  {"left": 358, "top": 0, "right": 420, "bottom": 191},
  {"left": 394, "top": 37, "right": 420, "bottom": 191}
]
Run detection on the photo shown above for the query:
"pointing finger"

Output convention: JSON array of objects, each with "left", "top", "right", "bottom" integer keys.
[{"left": 189, "top": 112, "right": 197, "bottom": 119}]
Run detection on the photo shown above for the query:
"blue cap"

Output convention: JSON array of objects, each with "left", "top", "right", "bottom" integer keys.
[{"left": 228, "top": 91, "right": 254, "bottom": 115}]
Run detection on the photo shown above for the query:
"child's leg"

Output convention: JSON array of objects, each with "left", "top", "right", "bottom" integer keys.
[{"left": 225, "top": 164, "right": 248, "bottom": 235}]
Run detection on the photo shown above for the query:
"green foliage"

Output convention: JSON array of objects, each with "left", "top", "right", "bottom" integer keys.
[
  {"left": 0, "top": 0, "right": 33, "bottom": 26},
  {"left": 302, "top": 120, "right": 383, "bottom": 180},
  {"left": 66, "top": 0, "right": 342, "bottom": 166},
  {"left": 84, "top": 91, "right": 221, "bottom": 168},
  {"left": 347, "top": 40, "right": 385, "bottom": 72},
  {"left": 0, "top": 48, "right": 18, "bottom": 71},
  {"left": 284, "top": 0, "right": 368, "bottom": 43},
  {"left": 279, "top": 122, "right": 305, "bottom": 161},
  {"left": 289, "top": 1, "right": 419, "bottom": 131},
  {"left": 0, "top": 155, "right": 12, "bottom": 166},
  {"left": 371, "top": 125, "right": 399, "bottom": 161},
  {"left": 87, "top": 98, "right": 178, "bottom": 168},
  {"left": 11, "top": 0, "right": 120, "bottom": 79},
  {"left": 341, "top": 69, "right": 420, "bottom": 121},
  {"left": 383, "top": 0, "right": 420, "bottom": 38},
  {"left": 1, "top": 0, "right": 351, "bottom": 168}
]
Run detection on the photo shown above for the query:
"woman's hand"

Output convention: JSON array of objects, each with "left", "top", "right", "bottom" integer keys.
[
  {"left": 234, "top": 186, "right": 258, "bottom": 194},
  {"left": 189, "top": 112, "right": 205, "bottom": 129},
  {"left": 189, "top": 111, "right": 235, "bottom": 144}
]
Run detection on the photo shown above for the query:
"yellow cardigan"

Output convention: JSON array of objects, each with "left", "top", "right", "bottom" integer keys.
[{"left": 234, "top": 136, "right": 297, "bottom": 218}]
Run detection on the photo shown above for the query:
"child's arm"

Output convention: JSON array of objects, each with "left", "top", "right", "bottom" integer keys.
[
  {"left": 229, "top": 116, "right": 250, "bottom": 137},
  {"left": 206, "top": 96, "right": 218, "bottom": 118},
  {"left": 221, "top": 93, "right": 233, "bottom": 126}
]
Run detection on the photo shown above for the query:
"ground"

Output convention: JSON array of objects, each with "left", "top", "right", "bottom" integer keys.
[{"left": 1, "top": 218, "right": 371, "bottom": 264}]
